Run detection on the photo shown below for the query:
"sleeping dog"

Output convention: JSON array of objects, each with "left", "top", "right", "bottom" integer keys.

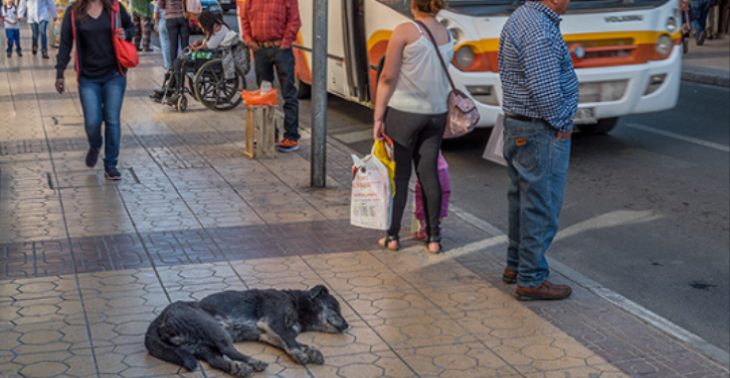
[{"left": 145, "top": 285, "right": 349, "bottom": 377}]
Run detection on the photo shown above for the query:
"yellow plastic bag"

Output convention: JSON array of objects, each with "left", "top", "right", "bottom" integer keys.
[{"left": 373, "top": 138, "right": 395, "bottom": 195}]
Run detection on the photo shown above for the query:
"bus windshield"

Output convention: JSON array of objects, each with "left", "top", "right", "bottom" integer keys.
[{"left": 447, "top": 0, "right": 671, "bottom": 16}]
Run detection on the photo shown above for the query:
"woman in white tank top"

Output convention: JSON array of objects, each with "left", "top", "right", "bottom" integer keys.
[{"left": 373, "top": 0, "right": 453, "bottom": 254}]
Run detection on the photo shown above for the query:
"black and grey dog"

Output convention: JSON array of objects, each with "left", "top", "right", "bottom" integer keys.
[{"left": 145, "top": 285, "right": 349, "bottom": 377}]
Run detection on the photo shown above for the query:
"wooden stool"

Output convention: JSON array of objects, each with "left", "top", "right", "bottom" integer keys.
[{"left": 243, "top": 105, "right": 280, "bottom": 159}]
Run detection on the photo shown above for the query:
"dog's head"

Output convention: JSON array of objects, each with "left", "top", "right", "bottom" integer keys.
[{"left": 304, "top": 285, "right": 349, "bottom": 333}]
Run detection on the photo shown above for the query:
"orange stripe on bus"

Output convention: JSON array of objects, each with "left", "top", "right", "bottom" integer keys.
[{"left": 367, "top": 29, "right": 682, "bottom": 73}]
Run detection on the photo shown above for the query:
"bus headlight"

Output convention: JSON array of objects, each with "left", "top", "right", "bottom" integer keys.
[
  {"left": 666, "top": 17, "right": 677, "bottom": 33},
  {"left": 455, "top": 46, "right": 475, "bottom": 69},
  {"left": 655, "top": 35, "right": 672, "bottom": 56}
]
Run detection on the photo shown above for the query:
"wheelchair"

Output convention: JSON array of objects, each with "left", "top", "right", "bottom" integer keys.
[{"left": 151, "top": 47, "right": 248, "bottom": 112}]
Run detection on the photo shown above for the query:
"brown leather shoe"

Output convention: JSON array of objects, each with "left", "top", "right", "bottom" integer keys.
[
  {"left": 502, "top": 267, "right": 517, "bottom": 284},
  {"left": 515, "top": 280, "right": 572, "bottom": 301}
]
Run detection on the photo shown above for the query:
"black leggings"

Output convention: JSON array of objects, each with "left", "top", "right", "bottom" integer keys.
[{"left": 384, "top": 107, "right": 446, "bottom": 239}]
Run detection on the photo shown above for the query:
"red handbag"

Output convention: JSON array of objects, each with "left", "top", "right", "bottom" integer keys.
[{"left": 111, "top": 1, "right": 139, "bottom": 68}]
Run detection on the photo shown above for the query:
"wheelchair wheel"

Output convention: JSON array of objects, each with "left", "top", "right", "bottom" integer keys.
[
  {"left": 177, "top": 95, "right": 188, "bottom": 113},
  {"left": 194, "top": 59, "right": 246, "bottom": 111}
]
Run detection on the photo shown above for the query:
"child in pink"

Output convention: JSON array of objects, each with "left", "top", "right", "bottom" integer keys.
[{"left": 413, "top": 152, "right": 450, "bottom": 241}]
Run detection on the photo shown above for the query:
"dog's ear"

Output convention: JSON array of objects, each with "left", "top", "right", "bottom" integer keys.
[{"left": 309, "top": 285, "right": 329, "bottom": 299}]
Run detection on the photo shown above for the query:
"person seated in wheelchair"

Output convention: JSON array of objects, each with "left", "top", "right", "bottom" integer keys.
[{"left": 151, "top": 11, "right": 231, "bottom": 103}]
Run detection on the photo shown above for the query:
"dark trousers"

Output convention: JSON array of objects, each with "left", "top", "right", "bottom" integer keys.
[
  {"left": 383, "top": 107, "right": 446, "bottom": 238},
  {"left": 253, "top": 47, "right": 300, "bottom": 142},
  {"left": 5, "top": 29, "right": 21, "bottom": 53},
  {"left": 133, "top": 13, "right": 152, "bottom": 49},
  {"left": 166, "top": 17, "right": 190, "bottom": 60}
]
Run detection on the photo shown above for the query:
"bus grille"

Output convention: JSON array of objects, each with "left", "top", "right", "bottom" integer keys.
[
  {"left": 569, "top": 38, "right": 644, "bottom": 68},
  {"left": 578, "top": 80, "right": 629, "bottom": 103}
]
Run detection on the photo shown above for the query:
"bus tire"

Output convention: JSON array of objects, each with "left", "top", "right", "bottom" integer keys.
[
  {"left": 577, "top": 117, "right": 619, "bottom": 134},
  {"left": 296, "top": 79, "right": 311, "bottom": 99}
]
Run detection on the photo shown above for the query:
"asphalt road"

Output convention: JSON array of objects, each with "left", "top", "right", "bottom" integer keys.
[
  {"left": 299, "top": 82, "right": 730, "bottom": 354},
  {"left": 151, "top": 16, "right": 730, "bottom": 353}
]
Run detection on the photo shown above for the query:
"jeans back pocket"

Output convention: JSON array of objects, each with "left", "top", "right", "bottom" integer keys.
[{"left": 504, "top": 132, "right": 540, "bottom": 171}]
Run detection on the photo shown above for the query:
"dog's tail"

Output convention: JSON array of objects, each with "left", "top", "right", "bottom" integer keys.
[{"left": 145, "top": 317, "right": 198, "bottom": 372}]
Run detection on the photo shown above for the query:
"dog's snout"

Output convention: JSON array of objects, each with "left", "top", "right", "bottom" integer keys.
[{"left": 338, "top": 320, "right": 350, "bottom": 331}]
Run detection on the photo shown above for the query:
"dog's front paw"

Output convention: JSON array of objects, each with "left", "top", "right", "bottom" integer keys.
[
  {"left": 248, "top": 358, "right": 268, "bottom": 372},
  {"left": 230, "top": 361, "right": 254, "bottom": 377},
  {"left": 288, "top": 349, "right": 310, "bottom": 365},
  {"left": 302, "top": 346, "right": 324, "bottom": 365},
  {"left": 182, "top": 358, "right": 198, "bottom": 372}
]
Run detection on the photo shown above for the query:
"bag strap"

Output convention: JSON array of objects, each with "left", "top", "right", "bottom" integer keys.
[
  {"left": 71, "top": 10, "right": 80, "bottom": 83},
  {"left": 413, "top": 19, "right": 455, "bottom": 92}
]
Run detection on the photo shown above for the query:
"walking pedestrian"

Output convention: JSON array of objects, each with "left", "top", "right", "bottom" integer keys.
[
  {"left": 153, "top": 0, "right": 171, "bottom": 69},
  {"left": 372, "top": 0, "right": 453, "bottom": 254},
  {"left": 54, "top": 0, "right": 135, "bottom": 180},
  {"left": 498, "top": 0, "right": 578, "bottom": 301},
  {"left": 241, "top": 0, "right": 301, "bottom": 152},
  {"left": 132, "top": 0, "right": 152, "bottom": 51},
  {"left": 21, "top": 0, "right": 56, "bottom": 58},
  {"left": 2, "top": 0, "right": 23, "bottom": 57},
  {"left": 690, "top": 0, "right": 712, "bottom": 44},
  {"left": 157, "top": 0, "right": 188, "bottom": 61}
]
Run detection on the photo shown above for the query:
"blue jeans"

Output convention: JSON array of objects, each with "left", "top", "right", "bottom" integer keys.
[
  {"left": 690, "top": 0, "right": 712, "bottom": 40},
  {"left": 157, "top": 10, "right": 172, "bottom": 69},
  {"left": 5, "top": 29, "right": 21, "bottom": 53},
  {"left": 30, "top": 20, "right": 48, "bottom": 50},
  {"left": 78, "top": 72, "right": 127, "bottom": 169},
  {"left": 503, "top": 118, "right": 571, "bottom": 288},
  {"left": 253, "top": 47, "right": 300, "bottom": 141}
]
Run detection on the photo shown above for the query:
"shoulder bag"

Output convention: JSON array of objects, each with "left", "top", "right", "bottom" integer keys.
[
  {"left": 112, "top": 1, "right": 139, "bottom": 68},
  {"left": 414, "top": 20, "right": 479, "bottom": 139}
]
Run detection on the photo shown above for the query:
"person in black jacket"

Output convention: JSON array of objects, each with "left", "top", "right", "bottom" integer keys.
[{"left": 55, "top": 0, "right": 134, "bottom": 180}]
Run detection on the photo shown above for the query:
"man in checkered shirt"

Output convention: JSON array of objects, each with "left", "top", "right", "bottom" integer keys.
[
  {"left": 498, "top": 0, "right": 578, "bottom": 301},
  {"left": 241, "top": 0, "right": 302, "bottom": 152}
]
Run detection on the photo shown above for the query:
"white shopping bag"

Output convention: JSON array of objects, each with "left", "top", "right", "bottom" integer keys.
[
  {"left": 482, "top": 114, "right": 508, "bottom": 167},
  {"left": 350, "top": 146, "right": 393, "bottom": 230}
]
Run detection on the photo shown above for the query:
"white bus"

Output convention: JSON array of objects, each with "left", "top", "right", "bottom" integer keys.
[{"left": 293, "top": 0, "right": 682, "bottom": 134}]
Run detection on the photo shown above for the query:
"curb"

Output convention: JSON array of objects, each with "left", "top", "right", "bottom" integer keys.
[{"left": 681, "top": 67, "right": 730, "bottom": 87}]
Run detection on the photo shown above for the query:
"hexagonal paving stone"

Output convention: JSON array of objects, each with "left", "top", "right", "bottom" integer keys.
[
  {"left": 19, "top": 362, "right": 68, "bottom": 378},
  {"left": 18, "top": 305, "right": 59, "bottom": 317},
  {"left": 20, "top": 330, "right": 65, "bottom": 345}
]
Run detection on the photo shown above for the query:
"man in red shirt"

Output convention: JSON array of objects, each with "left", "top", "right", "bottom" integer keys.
[{"left": 241, "top": 0, "right": 302, "bottom": 152}]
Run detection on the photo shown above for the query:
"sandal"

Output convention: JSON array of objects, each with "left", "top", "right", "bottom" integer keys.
[
  {"left": 426, "top": 236, "right": 442, "bottom": 254},
  {"left": 378, "top": 234, "right": 400, "bottom": 251}
]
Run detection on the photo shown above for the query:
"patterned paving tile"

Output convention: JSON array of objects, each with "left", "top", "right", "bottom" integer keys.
[
  {"left": 307, "top": 350, "right": 417, "bottom": 378},
  {"left": 395, "top": 343, "right": 520, "bottom": 378}
]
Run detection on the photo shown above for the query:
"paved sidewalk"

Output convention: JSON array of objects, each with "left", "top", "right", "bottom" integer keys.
[
  {"left": 681, "top": 34, "right": 730, "bottom": 87},
  {"left": 1, "top": 45, "right": 729, "bottom": 378}
]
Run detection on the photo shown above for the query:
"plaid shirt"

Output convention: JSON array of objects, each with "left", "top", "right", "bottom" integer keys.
[
  {"left": 498, "top": 1, "right": 579, "bottom": 133},
  {"left": 241, "top": 0, "right": 301, "bottom": 49}
]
